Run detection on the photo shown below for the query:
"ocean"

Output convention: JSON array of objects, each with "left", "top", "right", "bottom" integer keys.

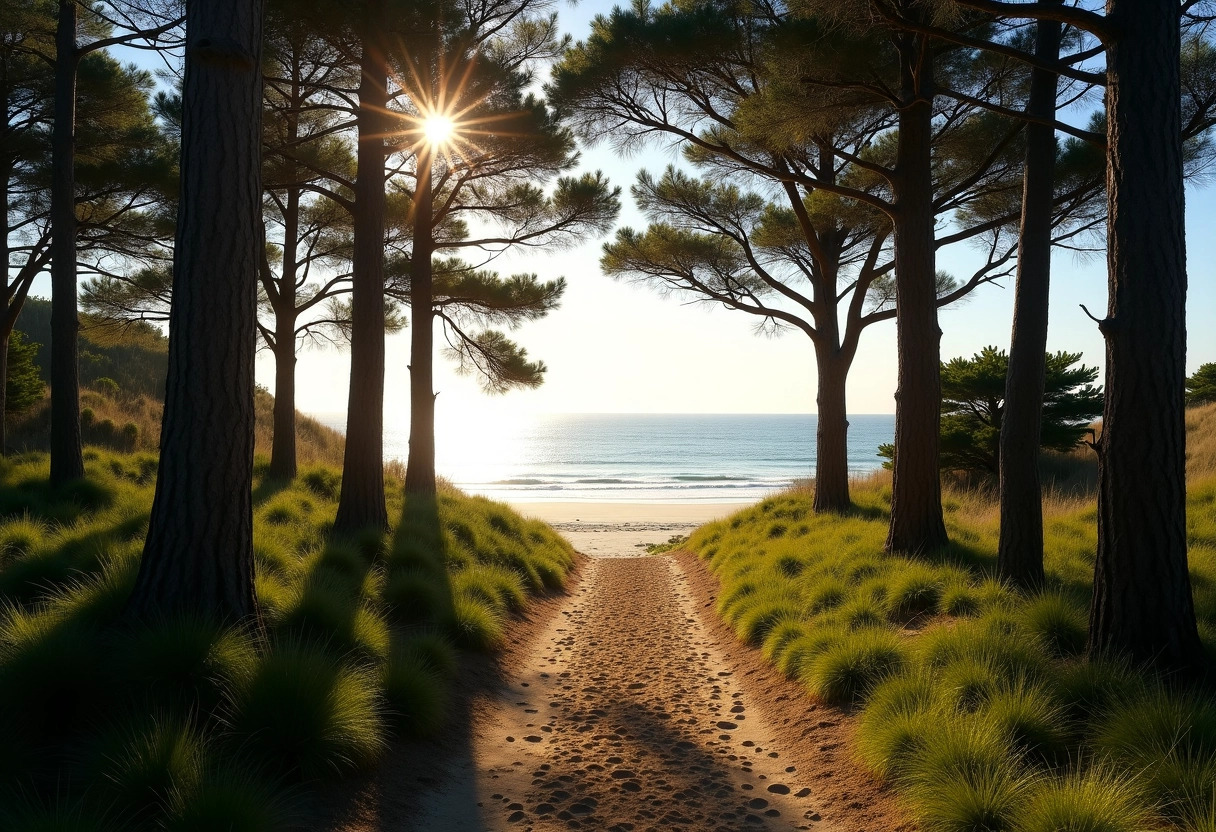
[{"left": 315, "top": 413, "right": 895, "bottom": 504}]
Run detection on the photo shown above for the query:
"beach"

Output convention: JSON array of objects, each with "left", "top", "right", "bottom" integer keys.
[{"left": 512, "top": 501, "right": 741, "bottom": 557}]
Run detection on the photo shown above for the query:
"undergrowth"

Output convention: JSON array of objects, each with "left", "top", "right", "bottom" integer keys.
[
  {"left": 691, "top": 408, "right": 1216, "bottom": 832},
  {"left": 0, "top": 448, "right": 574, "bottom": 829}
]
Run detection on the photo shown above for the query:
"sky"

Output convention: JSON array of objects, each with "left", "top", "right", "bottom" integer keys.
[{"left": 75, "top": 2, "right": 1216, "bottom": 424}]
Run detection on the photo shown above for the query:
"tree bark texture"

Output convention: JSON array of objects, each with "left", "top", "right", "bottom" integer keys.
[
  {"left": 997, "top": 11, "right": 1061, "bottom": 592},
  {"left": 268, "top": 188, "right": 299, "bottom": 481},
  {"left": 1087, "top": 0, "right": 1203, "bottom": 672},
  {"left": 885, "top": 41, "right": 948, "bottom": 555},
  {"left": 813, "top": 347, "right": 853, "bottom": 513},
  {"left": 1, "top": 159, "right": 9, "bottom": 457},
  {"left": 404, "top": 150, "right": 436, "bottom": 496},
  {"left": 0, "top": 333, "right": 8, "bottom": 456},
  {"left": 126, "top": 0, "right": 265, "bottom": 625},
  {"left": 333, "top": 32, "right": 389, "bottom": 533},
  {"left": 269, "top": 313, "right": 297, "bottom": 480},
  {"left": 50, "top": 0, "right": 84, "bottom": 484}
]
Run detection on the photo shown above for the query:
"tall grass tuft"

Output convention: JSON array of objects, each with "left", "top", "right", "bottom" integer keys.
[
  {"left": 227, "top": 640, "right": 386, "bottom": 779},
  {"left": 687, "top": 411, "right": 1216, "bottom": 832},
  {"left": 1016, "top": 768, "right": 1150, "bottom": 832},
  {"left": 801, "top": 627, "right": 907, "bottom": 704}
]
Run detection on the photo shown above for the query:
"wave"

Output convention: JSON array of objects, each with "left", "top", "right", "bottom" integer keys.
[{"left": 670, "top": 475, "right": 750, "bottom": 482}]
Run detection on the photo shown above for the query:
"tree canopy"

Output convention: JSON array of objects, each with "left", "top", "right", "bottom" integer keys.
[{"left": 879, "top": 346, "right": 1103, "bottom": 476}]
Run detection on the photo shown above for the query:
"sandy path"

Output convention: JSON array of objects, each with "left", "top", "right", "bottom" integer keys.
[{"left": 413, "top": 555, "right": 836, "bottom": 832}]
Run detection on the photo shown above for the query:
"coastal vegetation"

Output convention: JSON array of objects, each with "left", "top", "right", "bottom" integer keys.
[
  {"left": 0, "top": 435, "right": 574, "bottom": 827},
  {"left": 2, "top": 0, "right": 1215, "bottom": 828},
  {"left": 689, "top": 402, "right": 1216, "bottom": 832}
]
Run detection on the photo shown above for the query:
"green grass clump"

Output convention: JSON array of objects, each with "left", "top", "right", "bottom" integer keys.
[
  {"left": 801, "top": 627, "right": 907, "bottom": 704},
  {"left": 82, "top": 715, "right": 204, "bottom": 825},
  {"left": 114, "top": 616, "right": 258, "bottom": 717},
  {"left": 688, "top": 431, "right": 1216, "bottom": 832},
  {"left": 451, "top": 563, "right": 528, "bottom": 614},
  {"left": 902, "top": 719, "right": 1027, "bottom": 832},
  {"left": 447, "top": 594, "right": 505, "bottom": 651},
  {"left": 885, "top": 563, "right": 946, "bottom": 620},
  {"left": 382, "top": 567, "right": 449, "bottom": 623},
  {"left": 0, "top": 437, "right": 571, "bottom": 828},
  {"left": 0, "top": 607, "right": 107, "bottom": 742},
  {"left": 382, "top": 643, "right": 448, "bottom": 737},
  {"left": 0, "top": 796, "right": 115, "bottom": 832},
  {"left": 164, "top": 763, "right": 289, "bottom": 832},
  {"left": 228, "top": 640, "right": 385, "bottom": 779},
  {"left": 1018, "top": 591, "right": 1087, "bottom": 657},
  {"left": 979, "top": 679, "right": 1071, "bottom": 762},
  {"left": 1017, "top": 768, "right": 1150, "bottom": 832},
  {"left": 857, "top": 673, "right": 940, "bottom": 779}
]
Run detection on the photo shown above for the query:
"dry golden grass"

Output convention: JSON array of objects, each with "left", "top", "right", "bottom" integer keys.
[
  {"left": 1186, "top": 401, "right": 1216, "bottom": 481},
  {"left": 7, "top": 384, "right": 346, "bottom": 468}
]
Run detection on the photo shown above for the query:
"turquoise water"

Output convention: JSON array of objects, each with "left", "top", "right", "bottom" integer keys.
[{"left": 317, "top": 412, "right": 895, "bottom": 503}]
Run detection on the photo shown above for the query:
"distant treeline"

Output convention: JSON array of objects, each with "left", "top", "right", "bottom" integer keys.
[{"left": 15, "top": 298, "right": 167, "bottom": 401}]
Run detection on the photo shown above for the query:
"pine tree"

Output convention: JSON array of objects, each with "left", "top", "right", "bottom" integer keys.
[
  {"left": 550, "top": 0, "right": 1097, "bottom": 520},
  {"left": 396, "top": 26, "right": 619, "bottom": 496},
  {"left": 952, "top": 0, "right": 1210, "bottom": 676},
  {"left": 126, "top": 0, "right": 265, "bottom": 625}
]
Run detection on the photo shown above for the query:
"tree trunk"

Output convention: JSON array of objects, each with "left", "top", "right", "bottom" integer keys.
[
  {"left": 885, "top": 39, "right": 948, "bottom": 555},
  {"left": 1087, "top": 0, "right": 1203, "bottom": 672},
  {"left": 49, "top": 0, "right": 83, "bottom": 485},
  {"left": 997, "top": 11, "right": 1061, "bottom": 592},
  {"left": 269, "top": 320, "right": 297, "bottom": 480},
  {"left": 126, "top": 0, "right": 265, "bottom": 626},
  {"left": 0, "top": 333, "right": 8, "bottom": 456},
  {"left": 813, "top": 346, "right": 852, "bottom": 513},
  {"left": 268, "top": 188, "right": 299, "bottom": 481},
  {"left": 1, "top": 159, "right": 9, "bottom": 457},
  {"left": 333, "top": 30, "right": 388, "bottom": 533},
  {"left": 404, "top": 149, "right": 436, "bottom": 496}
]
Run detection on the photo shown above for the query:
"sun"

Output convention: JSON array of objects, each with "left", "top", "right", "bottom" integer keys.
[{"left": 423, "top": 114, "right": 455, "bottom": 147}]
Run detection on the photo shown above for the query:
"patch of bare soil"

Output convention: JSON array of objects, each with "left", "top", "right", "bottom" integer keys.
[
  {"left": 672, "top": 549, "right": 912, "bottom": 832},
  {"left": 315, "top": 549, "right": 911, "bottom": 832}
]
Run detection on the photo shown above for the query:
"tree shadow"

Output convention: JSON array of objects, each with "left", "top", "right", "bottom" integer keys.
[{"left": 251, "top": 473, "right": 292, "bottom": 507}]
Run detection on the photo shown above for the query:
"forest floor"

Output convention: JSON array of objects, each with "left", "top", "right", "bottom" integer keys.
[{"left": 318, "top": 540, "right": 908, "bottom": 832}]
